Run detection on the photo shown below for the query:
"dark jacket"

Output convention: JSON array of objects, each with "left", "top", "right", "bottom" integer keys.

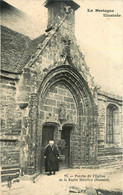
[{"left": 44, "top": 145, "right": 59, "bottom": 172}]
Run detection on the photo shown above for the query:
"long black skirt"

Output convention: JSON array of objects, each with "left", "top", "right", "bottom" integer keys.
[{"left": 45, "top": 154, "right": 59, "bottom": 172}]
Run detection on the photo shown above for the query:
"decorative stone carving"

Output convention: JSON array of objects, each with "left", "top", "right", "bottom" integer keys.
[
  {"left": 46, "top": 113, "right": 57, "bottom": 121},
  {"left": 67, "top": 112, "right": 73, "bottom": 122},
  {"left": 63, "top": 37, "right": 71, "bottom": 58},
  {"left": 61, "top": 37, "right": 74, "bottom": 65},
  {"left": 64, "top": 5, "right": 73, "bottom": 14},
  {"left": 58, "top": 103, "right": 67, "bottom": 124}
]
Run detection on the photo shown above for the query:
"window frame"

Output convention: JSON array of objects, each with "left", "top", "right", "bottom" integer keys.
[{"left": 106, "top": 104, "right": 119, "bottom": 145}]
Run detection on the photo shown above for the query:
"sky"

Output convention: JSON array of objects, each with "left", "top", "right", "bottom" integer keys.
[{"left": 4, "top": 0, "right": 123, "bottom": 96}]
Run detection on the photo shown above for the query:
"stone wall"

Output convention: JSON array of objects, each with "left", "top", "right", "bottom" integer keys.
[
  {"left": 2, "top": 0, "right": 122, "bottom": 183},
  {"left": 0, "top": 75, "right": 21, "bottom": 182},
  {"left": 97, "top": 92, "right": 123, "bottom": 166},
  {"left": 40, "top": 84, "right": 77, "bottom": 125}
]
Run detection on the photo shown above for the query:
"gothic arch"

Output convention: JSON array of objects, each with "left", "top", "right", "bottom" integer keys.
[
  {"left": 26, "top": 65, "right": 98, "bottom": 174},
  {"left": 37, "top": 65, "right": 98, "bottom": 165},
  {"left": 38, "top": 65, "right": 95, "bottom": 117}
]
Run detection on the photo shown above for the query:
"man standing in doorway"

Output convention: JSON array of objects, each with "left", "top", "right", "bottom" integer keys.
[{"left": 44, "top": 140, "right": 59, "bottom": 175}]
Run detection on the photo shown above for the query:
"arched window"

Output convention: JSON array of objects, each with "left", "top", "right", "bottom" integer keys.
[{"left": 106, "top": 104, "right": 119, "bottom": 144}]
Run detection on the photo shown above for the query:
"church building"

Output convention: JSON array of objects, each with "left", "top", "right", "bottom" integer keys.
[{"left": 1, "top": 0, "right": 123, "bottom": 182}]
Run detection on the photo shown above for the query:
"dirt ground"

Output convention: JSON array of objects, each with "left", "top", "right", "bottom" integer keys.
[{"left": 1, "top": 167, "right": 123, "bottom": 195}]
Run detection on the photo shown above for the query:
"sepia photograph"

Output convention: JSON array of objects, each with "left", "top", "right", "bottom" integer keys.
[{"left": 0, "top": 0, "right": 123, "bottom": 194}]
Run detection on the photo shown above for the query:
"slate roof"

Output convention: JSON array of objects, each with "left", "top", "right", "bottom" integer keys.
[
  {"left": 1, "top": 25, "right": 31, "bottom": 73},
  {"left": 17, "top": 34, "right": 46, "bottom": 72},
  {"left": 1, "top": 1, "right": 43, "bottom": 39},
  {"left": 1, "top": 25, "right": 46, "bottom": 73},
  {"left": 1, "top": 1, "right": 47, "bottom": 73}
]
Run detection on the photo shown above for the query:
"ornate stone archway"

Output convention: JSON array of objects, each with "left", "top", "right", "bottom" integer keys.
[
  {"left": 38, "top": 65, "right": 97, "bottom": 165},
  {"left": 26, "top": 65, "right": 98, "bottom": 174}
]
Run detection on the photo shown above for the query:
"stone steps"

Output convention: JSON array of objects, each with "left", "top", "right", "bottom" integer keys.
[
  {"left": 97, "top": 154, "right": 123, "bottom": 169},
  {"left": 1, "top": 167, "right": 20, "bottom": 182},
  {"left": 80, "top": 162, "right": 122, "bottom": 170},
  {"left": 98, "top": 162, "right": 123, "bottom": 168},
  {"left": 98, "top": 154, "right": 123, "bottom": 163}
]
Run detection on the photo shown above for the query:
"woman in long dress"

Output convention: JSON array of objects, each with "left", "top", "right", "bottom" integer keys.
[{"left": 44, "top": 140, "right": 59, "bottom": 175}]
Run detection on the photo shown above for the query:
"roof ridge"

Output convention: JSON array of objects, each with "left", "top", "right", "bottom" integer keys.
[
  {"left": 1, "top": 25, "right": 31, "bottom": 39},
  {"left": 23, "top": 8, "right": 74, "bottom": 69},
  {"left": 24, "top": 14, "right": 68, "bottom": 69}
]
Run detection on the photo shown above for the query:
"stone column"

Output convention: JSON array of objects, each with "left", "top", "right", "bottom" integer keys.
[
  {"left": 26, "top": 93, "right": 38, "bottom": 175},
  {"left": 58, "top": 125, "right": 62, "bottom": 140}
]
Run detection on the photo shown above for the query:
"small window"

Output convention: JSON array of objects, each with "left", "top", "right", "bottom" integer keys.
[{"left": 106, "top": 104, "right": 119, "bottom": 144}]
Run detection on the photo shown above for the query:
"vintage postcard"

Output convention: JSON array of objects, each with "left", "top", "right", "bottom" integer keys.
[{"left": 1, "top": 0, "right": 123, "bottom": 194}]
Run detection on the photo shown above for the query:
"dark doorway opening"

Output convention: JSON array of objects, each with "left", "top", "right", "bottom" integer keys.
[
  {"left": 41, "top": 123, "right": 56, "bottom": 170},
  {"left": 61, "top": 124, "right": 72, "bottom": 167}
]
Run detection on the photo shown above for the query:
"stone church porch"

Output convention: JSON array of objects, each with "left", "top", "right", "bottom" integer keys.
[{"left": 1, "top": 0, "right": 123, "bottom": 185}]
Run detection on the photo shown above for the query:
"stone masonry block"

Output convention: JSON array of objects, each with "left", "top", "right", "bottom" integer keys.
[
  {"left": 57, "top": 88, "right": 67, "bottom": 95},
  {"left": 45, "top": 98, "right": 56, "bottom": 106},
  {"left": 64, "top": 97, "right": 74, "bottom": 103},
  {"left": 43, "top": 106, "right": 52, "bottom": 112}
]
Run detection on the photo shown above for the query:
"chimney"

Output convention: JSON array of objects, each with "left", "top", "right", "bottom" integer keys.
[{"left": 44, "top": 0, "right": 80, "bottom": 38}]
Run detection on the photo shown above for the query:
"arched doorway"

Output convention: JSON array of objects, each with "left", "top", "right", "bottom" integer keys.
[
  {"left": 36, "top": 65, "right": 98, "bottom": 172},
  {"left": 41, "top": 123, "right": 74, "bottom": 170}
]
